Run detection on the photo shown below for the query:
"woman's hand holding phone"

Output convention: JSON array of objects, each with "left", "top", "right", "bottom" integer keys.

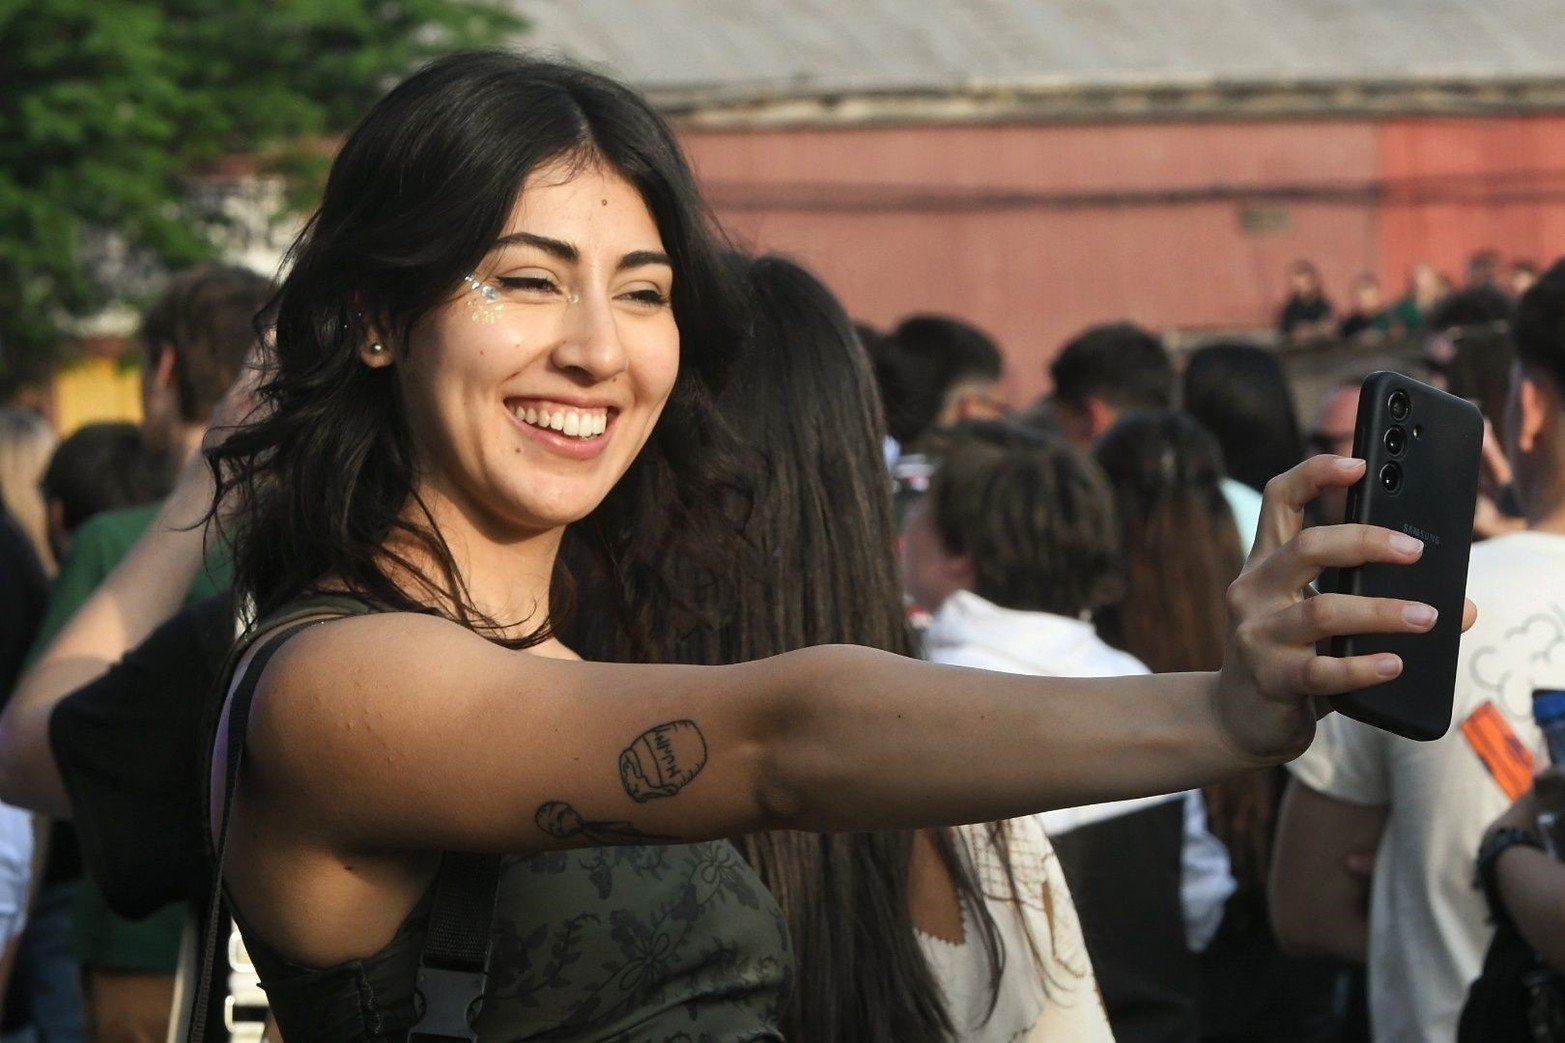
[{"left": 1211, "top": 454, "right": 1478, "bottom": 765}]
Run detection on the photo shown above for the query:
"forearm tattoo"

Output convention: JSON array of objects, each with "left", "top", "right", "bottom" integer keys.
[
  {"left": 534, "top": 801, "right": 680, "bottom": 844},
  {"left": 618, "top": 719, "right": 707, "bottom": 802}
]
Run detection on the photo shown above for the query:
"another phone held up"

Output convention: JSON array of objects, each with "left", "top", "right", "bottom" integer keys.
[{"left": 1328, "top": 371, "right": 1482, "bottom": 741}]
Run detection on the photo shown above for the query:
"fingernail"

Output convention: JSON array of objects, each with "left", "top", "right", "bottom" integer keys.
[
  {"left": 1390, "top": 533, "right": 1424, "bottom": 555},
  {"left": 1334, "top": 457, "right": 1364, "bottom": 471},
  {"left": 1377, "top": 656, "right": 1403, "bottom": 678},
  {"left": 1403, "top": 604, "right": 1437, "bottom": 627}
]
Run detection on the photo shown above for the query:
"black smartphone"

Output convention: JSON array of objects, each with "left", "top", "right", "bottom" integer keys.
[{"left": 1328, "top": 371, "right": 1482, "bottom": 740}]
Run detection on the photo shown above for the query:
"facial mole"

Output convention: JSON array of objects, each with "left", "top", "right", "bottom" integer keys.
[{"left": 601, "top": 198, "right": 608, "bottom": 206}]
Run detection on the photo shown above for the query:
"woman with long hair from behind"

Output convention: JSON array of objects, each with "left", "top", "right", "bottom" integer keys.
[
  {"left": 668, "top": 254, "right": 1110, "bottom": 1041},
  {"left": 1095, "top": 411, "right": 1342, "bottom": 1041}
]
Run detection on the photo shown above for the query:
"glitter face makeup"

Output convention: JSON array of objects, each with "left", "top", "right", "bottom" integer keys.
[
  {"left": 463, "top": 272, "right": 582, "bottom": 324},
  {"left": 464, "top": 273, "right": 503, "bottom": 324}
]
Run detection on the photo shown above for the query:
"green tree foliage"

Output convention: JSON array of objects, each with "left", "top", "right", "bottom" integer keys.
[{"left": 0, "top": 0, "right": 523, "bottom": 393}]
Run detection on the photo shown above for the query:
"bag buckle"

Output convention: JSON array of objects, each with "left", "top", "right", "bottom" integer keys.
[{"left": 407, "top": 965, "right": 487, "bottom": 1042}]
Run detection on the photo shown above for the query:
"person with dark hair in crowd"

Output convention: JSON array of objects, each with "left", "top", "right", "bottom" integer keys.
[
  {"left": 904, "top": 420, "right": 1234, "bottom": 1043},
  {"left": 1050, "top": 322, "right": 1265, "bottom": 552},
  {"left": 1425, "top": 287, "right": 1516, "bottom": 387},
  {"left": 5, "top": 263, "right": 273, "bottom": 1043},
  {"left": 661, "top": 254, "right": 1111, "bottom": 1041},
  {"left": 136, "top": 51, "right": 1454, "bottom": 1042},
  {"left": 1338, "top": 274, "right": 1390, "bottom": 342},
  {"left": 1096, "top": 411, "right": 1343, "bottom": 1042},
  {"left": 1278, "top": 261, "right": 1335, "bottom": 344},
  {"left": 1181, "top": 342, "right": 1307, "bottom": 495},
  {"left": 1272, "top": 258, "right": 1565, "bottom": 1041},
  {"left": 873, "top": 314, "right": 1006, "bottom": 453},
  {"left": 39, "top": 423, "right": 171, "bottom": 564}
]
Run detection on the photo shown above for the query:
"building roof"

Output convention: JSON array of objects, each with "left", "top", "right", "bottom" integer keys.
[{"left": 513, "top": 0, "right": 1565, "bottom": 123}]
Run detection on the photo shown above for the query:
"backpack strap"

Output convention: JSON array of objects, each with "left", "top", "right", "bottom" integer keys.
[
  {"left": 188, "top": 619, "right": 322, "bottom": 1043},
  {"left": 408, "top": 851, "right": 504, "bottom": 1042}
]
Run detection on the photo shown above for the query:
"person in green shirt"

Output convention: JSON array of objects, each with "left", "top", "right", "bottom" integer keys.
[{"left": 14, "top": 265, "right": 270, "bottom": 1043}]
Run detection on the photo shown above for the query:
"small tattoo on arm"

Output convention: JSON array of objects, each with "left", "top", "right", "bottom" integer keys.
[
  {"left": 534, "top": 801, "right": 679, "bottom": 844},
  {"left": 619, "top": 719, "right": 708, "bottom": 803}
]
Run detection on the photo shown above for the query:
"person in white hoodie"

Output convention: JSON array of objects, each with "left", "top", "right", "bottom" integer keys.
[{"left": 903, "top": 421, "right": 1235, "bottom": 1043}]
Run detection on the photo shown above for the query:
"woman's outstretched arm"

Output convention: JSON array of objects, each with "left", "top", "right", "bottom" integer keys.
[{"left": 230, "top": 455, "right": 1470, "bottom": 857}]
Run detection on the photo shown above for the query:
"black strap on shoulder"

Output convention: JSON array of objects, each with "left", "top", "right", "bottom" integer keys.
[
  {"left": 188, "top": 619, "right": 320, "bottom": 1043},
  {"left": 187, "top": 616, "right": 505, "bottom": 1043}
]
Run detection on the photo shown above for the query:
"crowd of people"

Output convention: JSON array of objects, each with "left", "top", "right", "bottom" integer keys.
[
  {"left": 0, "top": 50, "right": 1558, "bottom": 1043},
  {"left": 1276, "top": 251, "right": 1530, "bottom": 348}
]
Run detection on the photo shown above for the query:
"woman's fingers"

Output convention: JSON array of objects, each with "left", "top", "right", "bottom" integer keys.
[
  {"left": 1263, "top": 650, "right": 1404, "bottom": 699},
  {"left": 1250, "top": 455, "right": 1366, "bottom": 561},
  {"left": 1242, "top": 522, "right": 1424, "bottom": 597},
  {"left": 1256, "top": 593, "right": 1437, "bottom": 647}
]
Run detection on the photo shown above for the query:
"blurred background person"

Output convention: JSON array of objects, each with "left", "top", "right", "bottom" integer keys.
[
  {"left": 1180, "top": 342, "right": 1307, "bottom": 496},
  {"left": 1338, "top": 274, "right": 1389, "bottom": 342},
  {"left": 38, "top": 424, "right": 168, "bottom": 566},
  {"left": 14, "top": 264, "right": 272, "bottom": 1043},
  {"left": 651, "top": 254, "right": 1112, "bottom": 1042},
  {"left": 1095, "top": 411, "right": 1344, "bottom": 1042},
  {"left": 904, "top": 419, "right": 1232, "bottom": 1043},
  {"left": 1389, "top": 262, "right": 1449, "bottom": 335},
  {"left": 1050, "top": 322, "right": 1263, "bottom": 552},
  {"left": 1271, "top": 258, "right": 1565, "bottom": 1042},
  {"left": 873, "top": 314, "right": 1007, "bottom": 457},
  {"left": 0, "top": 407, "right": 58, "bottom": 576},
  {"left": 1278, "top": 261, "right": 1335, "bottom": 345},
  {"left": 873, "top": 313, "right": 1008, "bottom": 524},
  {"left": 1510, "top": 260, "right": 1541, "bottom": 299}
]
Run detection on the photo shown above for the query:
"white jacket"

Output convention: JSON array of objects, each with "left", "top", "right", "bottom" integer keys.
[{"left": 923, "top": 590, "right": 1236, "bottom": 952}]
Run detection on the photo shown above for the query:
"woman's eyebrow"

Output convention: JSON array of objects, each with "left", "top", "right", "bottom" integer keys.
[
  {"left": 490, "top": 234, "right": 669, "bottom": 273},
  {"left": 494, "top": 231, "right": 576, "bottom": 262},
  {"left": 618, "top": 250, "right": 671, "bottom": 272}
]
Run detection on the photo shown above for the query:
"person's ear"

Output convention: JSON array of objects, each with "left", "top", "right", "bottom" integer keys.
[
  {"left": 1085, "top": 396, "right": 1117, "bottom": 439},
  {"left": 357, "top": 330, "right": 394, "bottom": 369},
  {"left": 1516, "top": 372, "right": 1552, "bottom": 454},
  {"left": 151, "top": 342, "right": 177, "bottom": 392}
]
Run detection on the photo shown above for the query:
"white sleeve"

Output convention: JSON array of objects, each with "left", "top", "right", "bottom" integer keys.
[
  {"left": 1180, "top": 790, "right": 1236, "bottom": 953},
  {"left": 0, "top": 804, "right": 33, "bottom": 945},
  {"left": 1288, "top": 712, "right": 1391, "bottom": 807}
]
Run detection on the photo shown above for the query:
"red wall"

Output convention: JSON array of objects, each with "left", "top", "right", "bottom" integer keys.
[{"left": 680, "top": 114, "right": 1565, "bottom": 403}]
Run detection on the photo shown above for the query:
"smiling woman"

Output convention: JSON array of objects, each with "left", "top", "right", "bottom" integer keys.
[{"left": 203, "top": 51, "right": 1463, "bottom": 1043}]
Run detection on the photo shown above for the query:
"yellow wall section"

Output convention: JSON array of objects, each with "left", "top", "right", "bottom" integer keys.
[{"left": 52, "top": 358, "right": 142, "bottom": 435}]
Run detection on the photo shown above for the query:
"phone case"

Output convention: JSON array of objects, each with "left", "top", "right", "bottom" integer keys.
[{"left": 1328, "top": 371, "right": 1482, "bottom": 740}]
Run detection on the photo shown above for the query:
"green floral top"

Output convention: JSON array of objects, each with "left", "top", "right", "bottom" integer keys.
[
  {"left": 225, "top": 597, "right": 793, "bottom": 1041},
  {"left": 242, "top": 842, "right": 792, "bottom": 1041}
]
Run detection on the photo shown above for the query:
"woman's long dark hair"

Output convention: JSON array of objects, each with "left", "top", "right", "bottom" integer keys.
[
  {"left": 1181, "top": 342, "right": 1305, "bottom": 495},
  {"left": 669, "top": 255, "right": 1020, "bottom": 1042},
  {"left": 1093, "top": 412, "right": 1275, "bottom": 890},
  {"left": 209, "top": 52, "right": 746, "bottom": 651}
]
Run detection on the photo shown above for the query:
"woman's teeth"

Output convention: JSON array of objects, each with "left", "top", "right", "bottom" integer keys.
[{"left": 515, "top": 405, "right": 607, "bottom": 439}]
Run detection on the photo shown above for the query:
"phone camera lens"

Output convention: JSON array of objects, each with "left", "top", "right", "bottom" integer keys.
[
  {"left": 1385, "top": 426, "right": 1407, "bottom": 457},
  {"left": 1380, "top": 462, "right": 1403, "bottom": 494},
  {"left": 1388, "top": 389, "right": 1411, "bottom": 421}
]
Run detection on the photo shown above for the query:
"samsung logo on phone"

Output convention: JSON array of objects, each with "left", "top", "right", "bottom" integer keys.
[{"left": 1403, "top": 523, "right": 1442, "bottom": 546}]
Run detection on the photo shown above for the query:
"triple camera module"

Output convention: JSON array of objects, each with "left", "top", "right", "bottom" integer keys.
[{"left": 1379, "top": 388, "right": 1412, "bottom": 494}]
